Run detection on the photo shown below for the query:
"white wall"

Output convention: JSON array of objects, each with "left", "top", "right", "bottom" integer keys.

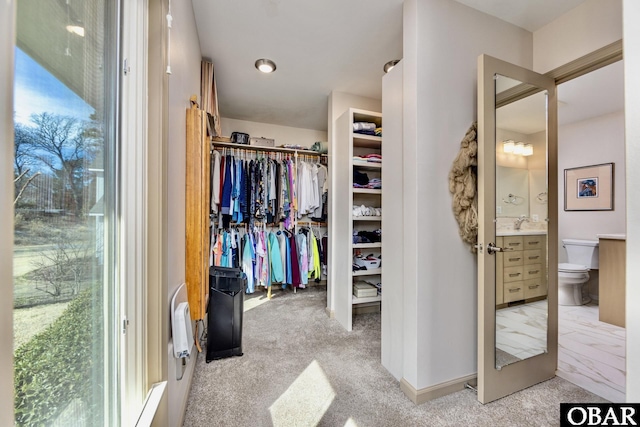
[
  {"left": 220, "top": 118, "right": 327, "bottom": 149},
  {"left": 0, "top": 1, "right": 15, "bottom": 424},
  {"left": 404, "top": 0, "right": 532, "bottom": 390},
  {"left": 166, "top": 1, "right": 202, "bottom": 425},
  {"left": 557, "top": 111, "right": 626, "bottom": 255},
  {"left": 533, "top": 0, "right": 622, "bottom": 74},
  {"left": 557, "top": 111, "right": 625, "bottom": 300},
  {"left": 623, "top": 0, "right": 640, "bottom": 402}
]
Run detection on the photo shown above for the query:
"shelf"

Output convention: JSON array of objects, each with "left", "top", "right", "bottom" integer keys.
[
  {"left": 352, "top": 294, "right": 382, "bottom": 305},
  {"left": 352, "top": 268, "right": 382, "bottom": 277},
  {"left": 352, "top": 188, "right": 382, "bottom": 195},
  {"left": 353, "top": 134, "right": 381, "bottom": 149},
  {"left": 352, "top": 242, "right": 382, "bottom": 249},
  {"left": 353, "top": 160, "right": 382, "bottom": 170},
  {"left": 353, "top": 111, "right": 382, "bottom": 127},
  {"left": 352, "top": 216, "right": 382, "bottom": 221}
]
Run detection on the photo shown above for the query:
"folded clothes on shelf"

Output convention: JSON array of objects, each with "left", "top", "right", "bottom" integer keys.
[
  {"left": 353, "top": 153, "right": 382, "bottom": 164},
  {"left": 353, "top": 178, "right": 381, "bottom": 189},
  {"left": 352, "top": 229, "right": 382, "bottom": 244},
  {"left": 353, "top": 122, "right": 377, "bottom": 131},
  {"left": 352, "top": 205, "right": 382, "bottom": 217},
  {"left": 353, "top": 253, "right": 381, "bottom": 270},
  {"left": 353, "top": 169, "right": 369, "bottom": 186}
]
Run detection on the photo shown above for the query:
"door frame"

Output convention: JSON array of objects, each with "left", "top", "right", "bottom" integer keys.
[
  {"left": 477, "top": 54, "right": 558, "bottom": 403},
  {"left": 477, "top": 41, "right": 623, "bottom": 403}
]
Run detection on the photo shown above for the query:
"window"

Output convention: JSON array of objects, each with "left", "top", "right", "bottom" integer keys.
[{"left": 13, "top": 0, "right": 120, "bottom": 425}]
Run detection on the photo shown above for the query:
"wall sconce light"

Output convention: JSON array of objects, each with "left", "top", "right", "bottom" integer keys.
[
  {"left": 502, "top": 140, "right": 515, "bottom": 153},
  {"left": 502, "top": 140, "right": 533, "bottom": 156}
]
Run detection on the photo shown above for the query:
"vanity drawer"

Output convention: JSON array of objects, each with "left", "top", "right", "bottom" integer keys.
[
  {"left": 524, "top": 249, "right": 542, "bottom": 265},
  {"left": 503, "top": 266, "right": 524, "bottom": 283},
  {"left": 504, "top": 281, "right": 525, "bottom": 303},
  {"left": 503, "top": 236, "right": 524, "bottom": 251},
  {"left": 524, "top": 278, "right": 546, "bottom": 299},
  {"left": 524, "top": 263, "right": 542, "bottom": 280},
  {"left": 504, "top": 252, "right": 524, "bottom": 267},
  {"left": 524, "top": 236, "right": 544, "bottom": 249}
]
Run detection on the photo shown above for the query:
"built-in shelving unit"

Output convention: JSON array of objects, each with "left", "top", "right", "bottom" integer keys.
[{"left": 331, "top": 108, "right": 382, "bottom": 331}]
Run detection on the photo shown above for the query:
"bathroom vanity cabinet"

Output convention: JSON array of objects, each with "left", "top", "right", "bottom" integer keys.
[
  {"left": 598, "top": 235, "right": 626, "bottom": 328},
  {"left": 496, "top": 233, "right": 547, "bottom": 307}
]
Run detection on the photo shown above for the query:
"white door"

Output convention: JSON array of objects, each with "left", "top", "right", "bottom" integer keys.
[{"left": 477, "top": 54, "right": 558, "bottom": 403}]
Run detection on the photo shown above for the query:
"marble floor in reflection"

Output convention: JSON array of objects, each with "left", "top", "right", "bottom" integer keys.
[
  {"left": 496, "top": 300, "right": 548, "bottom": 363},
  {"left": 495, "top": 300, "right": 626, "bottom": 402},
  {"left": 558, "top": 302, "right": 626, "bottom": 403}
]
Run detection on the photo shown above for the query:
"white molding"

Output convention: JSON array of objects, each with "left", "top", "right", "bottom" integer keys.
[
  {"left": 400, "top": 375, "right": 477, "bottom": 405},
  {"left": 0, "top": 1, "right": 15, "bottom": 425},
  {"left": 120, "top": 0, "right": 150, "bottom": 423},
  {"left": 135, "top": 381, "right": 167, "bottom": 427}
]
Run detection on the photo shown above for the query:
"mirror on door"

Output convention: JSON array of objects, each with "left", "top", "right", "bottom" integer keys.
[{"left": 494, "top": 74, "right": 549, "bottom": 369}]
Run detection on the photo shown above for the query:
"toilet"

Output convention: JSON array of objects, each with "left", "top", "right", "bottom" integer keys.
[{"left": 558, "top": 238, "right": 599, "bottom": 306}]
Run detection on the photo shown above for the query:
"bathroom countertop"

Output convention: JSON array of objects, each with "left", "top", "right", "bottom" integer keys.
[
  {"left": 596, "top": 234, "right": 626, "bottom": 240},
  {"left": 496, "top": 230, "right": 547, "bottom": 237}
]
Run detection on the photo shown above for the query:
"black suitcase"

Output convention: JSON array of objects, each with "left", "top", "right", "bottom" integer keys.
[{"left": 206, "top": 266, "right": 246, "bottom": 362}]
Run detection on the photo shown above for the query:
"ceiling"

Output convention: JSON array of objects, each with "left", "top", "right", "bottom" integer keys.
[
  {"left": 192, "top": 0, "right": 404, "bottom": 131},
  {"left": 497, "top": 61, "right": 624, "bottom": 135},
  {"left": 191, "top": 0, "right": 621, "bottom": 133},
  {"left": 452, "top": 0, "right": 587, "bottom": 32}
]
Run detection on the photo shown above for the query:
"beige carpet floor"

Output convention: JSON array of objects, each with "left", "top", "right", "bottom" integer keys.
[{"left": 183, "top": 286, "right": 607, "bottom": 426}]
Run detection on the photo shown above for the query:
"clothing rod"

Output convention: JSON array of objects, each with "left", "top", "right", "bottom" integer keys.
[
  {"left": 220, "top": 221, "right": 326, "bottom": 228},
  {"left": 211, "top": 140, "right": 326, "bottom": 156}
]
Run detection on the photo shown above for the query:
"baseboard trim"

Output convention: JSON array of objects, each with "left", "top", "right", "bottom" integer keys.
[
  {"left": 400, "top": 374, "right": 477, "bottom": 405},
  {"left": 325, "top": 307, "right": 334, "bottom": 318}
]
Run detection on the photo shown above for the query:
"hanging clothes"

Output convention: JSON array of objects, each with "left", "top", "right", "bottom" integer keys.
[
  {"left": 289, "top": 234, "right": 301, "bottom": 287},
  {"left": 211, "top": 150, "right": 221, "bottom": 214},
  {"left": 242, "top": 234, "right": 256, "bottom": 294},
  {"left": 268, "top": 232, "right": 284, "bottom": 284},
  {"left": 276, "top": 230, "right": 289, "bottom": 288},
  {"left": 295, "top": 232, "right": 308, "bottom": 287},
  {"left": 311, "top": 164, "right": 328, "bottom": 221},
  {"left": 256, "top": 230, "right": 269, "bottom": 287},
  {"left": 210, "top": 146, "right": 329, "bottom": 295}
]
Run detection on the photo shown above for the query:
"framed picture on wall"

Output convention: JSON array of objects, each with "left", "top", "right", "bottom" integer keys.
[{"left": 564, "top": 163, "right": 614, "bottom": 211}]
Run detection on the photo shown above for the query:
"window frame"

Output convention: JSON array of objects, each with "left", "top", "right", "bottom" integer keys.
[
  {"left": 0, "top": 0, "right": 165, "bottom": 424},
  {"left": 0, "top": 1, "right": 17, "bottom": 424}
]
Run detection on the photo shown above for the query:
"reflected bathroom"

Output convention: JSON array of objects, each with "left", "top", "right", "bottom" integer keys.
[{"left": 492, "top": 61, "right": 626, "bottom": 401}]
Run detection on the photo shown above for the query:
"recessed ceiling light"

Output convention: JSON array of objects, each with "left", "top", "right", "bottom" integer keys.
[
  {"left": 383, "top": 60, "right": 400, "bottom": 73},
  {"left": 255, "top": 58, "right": 276, "bottom": 73}
]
